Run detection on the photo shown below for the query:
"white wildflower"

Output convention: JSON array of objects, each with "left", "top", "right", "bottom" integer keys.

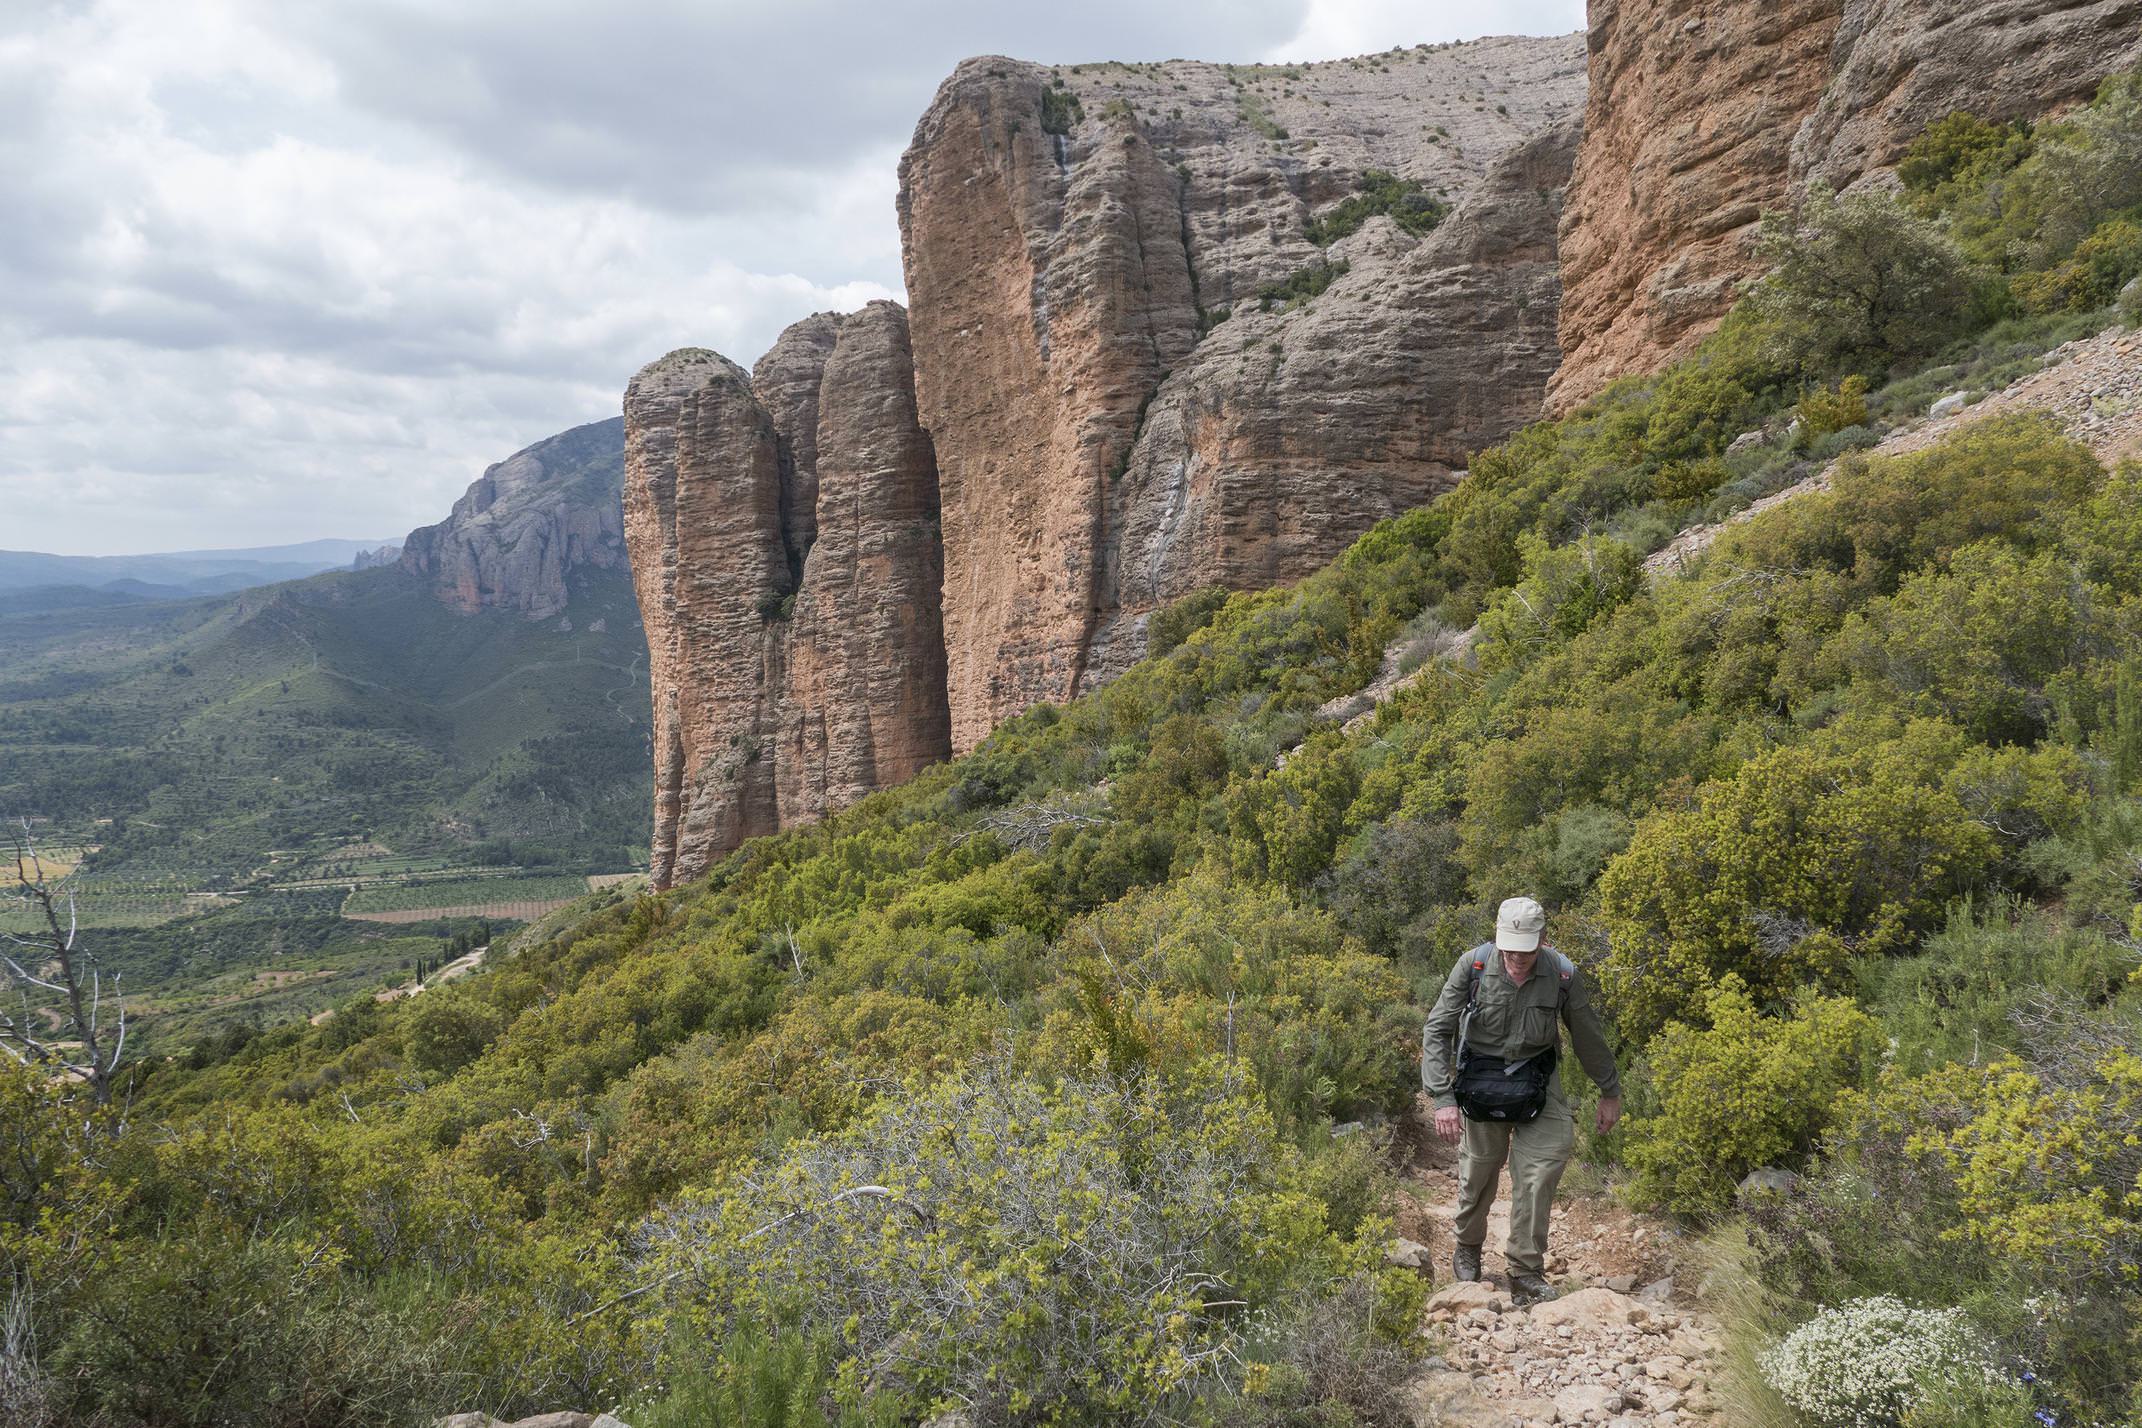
[{"left": 1759, "top": 1295, "right": 1998, "bottom": 1428}]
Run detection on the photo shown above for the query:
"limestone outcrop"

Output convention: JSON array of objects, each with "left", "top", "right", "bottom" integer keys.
[
  {"left": 623, "top": 303, "right": 949, "bottom": 889},
  {"left": 897, "top": 38, "right": 1588, "bottom": 749},
  {"left": 1551, "top": 0, "right": 2142, "bottom": 410},
  {"left": 398, "top": 418, "right": 627, "bottom": 619}
]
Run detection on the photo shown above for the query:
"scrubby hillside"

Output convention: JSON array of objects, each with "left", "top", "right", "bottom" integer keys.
[{"left": 7, "top": 64, "right": 2142, "bottom": 1428}]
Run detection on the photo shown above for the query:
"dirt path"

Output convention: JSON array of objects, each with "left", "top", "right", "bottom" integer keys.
[
  {"left": 1648, "top": 323, "right": 2142, "bottom": 577},
  {"left": 1391, "top": 1103, "right": 1730, "bottom": 1427}
]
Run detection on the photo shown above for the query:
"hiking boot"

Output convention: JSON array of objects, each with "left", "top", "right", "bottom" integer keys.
[
  {"left": 1452, "top": 1243, "right": 1482, "bottom": 1283},
  {"left": 1509, "top": 1270, "right": 1555, "bottom": 1305}
]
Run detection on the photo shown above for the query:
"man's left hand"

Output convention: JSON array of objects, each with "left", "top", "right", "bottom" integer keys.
[{"left": 1595, "top": 1097, "right": 1622, "bottom": 1134}]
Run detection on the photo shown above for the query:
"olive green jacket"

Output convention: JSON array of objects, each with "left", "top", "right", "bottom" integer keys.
[{"left": 1421, "top": 942, "right": 1621, "bottom": 1110}]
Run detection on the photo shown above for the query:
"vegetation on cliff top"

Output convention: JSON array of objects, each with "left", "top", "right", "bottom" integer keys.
[{"left": 8, "top": 65, "right": 2142, "bottom": 1428}]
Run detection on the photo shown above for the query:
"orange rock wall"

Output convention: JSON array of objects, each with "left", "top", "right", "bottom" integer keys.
[{"left": 1552, "top": 0, "right": 2142, "bottom": 410}]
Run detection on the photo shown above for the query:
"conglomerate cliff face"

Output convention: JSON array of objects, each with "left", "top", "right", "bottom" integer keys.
[
  {"left": 1088, "top": 118, "right": 1580, "bottom": 683},
  {"left": 1551, "top": 0, "right": 2142, "bottom": 410},
  {"left": 897, "top": 37, "right": 1588, "bottom": 749},
  {"left": 398, "top": 418, "right": 627, "bottom": 619},
  {"left": 623, "top": 303, "right": 950, "bottom": 889}
]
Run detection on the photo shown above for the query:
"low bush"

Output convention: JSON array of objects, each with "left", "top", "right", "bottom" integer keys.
[
  {"left": 1597, "top": 725, "right": 1997, "bottom": 1034},
  {"left": 1759, "top": 1296, "right": 1999, "bottom": 1428},
  {"left": 640, "top": 1061, "right": 1397, "bottom": 1423},
  {"left": 1304, "top": 169, "right": 1448, "bottom": 245},
  {"left": 1259, "top": 259, "right": 1348, "bottom": 309},
  {"left": 1795, "top": 375, "right": 1870, "bottom": 441},
  {"left": 1624, "top": 978, "right": 1873, "bottom": 1214}
]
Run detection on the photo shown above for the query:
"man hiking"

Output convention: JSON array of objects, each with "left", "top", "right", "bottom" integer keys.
[{"left": 1421, "top": 895, "right": 1622, "bottom": 1304}]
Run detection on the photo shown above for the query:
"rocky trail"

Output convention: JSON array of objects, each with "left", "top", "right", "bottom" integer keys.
[{"left": 1390, "top": 1103, "right": 1731, "bottom": 1428}]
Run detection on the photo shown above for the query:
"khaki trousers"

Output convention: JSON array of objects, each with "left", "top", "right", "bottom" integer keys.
[{"left": 1454, "top": 1075, "right": 1575, "bottom": 1277}]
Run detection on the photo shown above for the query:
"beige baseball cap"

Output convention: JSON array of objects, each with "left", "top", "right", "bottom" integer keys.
[{"left": 1495, "top": 895, "right": 1546, "bottom": 953}]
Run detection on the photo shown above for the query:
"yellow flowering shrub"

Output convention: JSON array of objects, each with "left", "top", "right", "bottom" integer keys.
[
  {"left": 1625, "top": 977, "right": 1874, "bottom": 1214},
  {"left": 1907, "top": 1052, "right": 2142, "bottom": 1283}
]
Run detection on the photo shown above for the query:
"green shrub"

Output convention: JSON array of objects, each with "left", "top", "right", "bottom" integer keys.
[
  {"left": 1945, "top": 68, "right": 2142, "bottom": 270},
  {"left": 1045, "top": 872, "right": 1417, "bottom": 1126},
  {"left": 2011, "top": 215, "right": 2142, "bottom": 312},
  {"left": 1906, "top": 1048, "right": 2142, "bottom": 1287},
  {"left": 1039, "top": 87, "right": 1084, "bottom": 136},
  {"left": 1147, "top": 584, "right": 1232, "bottom": 656},
  {"left": 46, "top": 1230, "right": 470, "bottom": 1428},
  {"left": 1858, "top": 904, "right": 2135, "bottom": 1077},
  {"left": 1736, "top": 413, "right": 2099, "bottom": 595},
  {"left": 403, "top": 994, "right": 506, "bottom": 1075},
  {"left": 1898, "top": 112, "right": 2034, "bottom": 211},
  {"left": 1324, "top": 817, "right": 1465, "bottom": 958},
  {"left": 1899, "top": 1373, "right": 2037, "bottom": 1428},
  {"left": 1653, "top": 456, "right": 1728, "bottom": 502},
  {"left": 1473, "top": 534, "right": 1644, "bottom": 674},
  {"left": 1305, "top": 170, "right": 1449, "bottom": 245},
  {"left": 1625, "top": 977, "right": 1873, "bottom": 1214},
  {"left": 1260, "top": 258, "right": 1348, "bottom": 309},
  {"left": 1832, "top": 542, "right": 2105, "bottom": 746},
  {"left": 641, "top": 1061, "right": 1390, "bottom": 1422},
  {"left": 629, "top": 1323, "right": 900, "bottom": 1428},
  {"left": 1597, "top": 724, "right": 1998, "bottom": 1035},
  {"left": 1794, "top": 374, "right": 1869, "bottom": 441},
  {"left": 1745, "top": 186, "right": 1973, "bottom": 374}
]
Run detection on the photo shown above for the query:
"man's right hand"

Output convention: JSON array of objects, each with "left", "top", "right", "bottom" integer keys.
[{"left": 1434, "top": 1105, "right": 1463, "bottom": 1143}]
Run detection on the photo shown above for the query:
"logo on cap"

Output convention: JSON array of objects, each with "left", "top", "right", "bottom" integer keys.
[{"left": 1495, "top": 895, "right": 1546, "bottom": 952}]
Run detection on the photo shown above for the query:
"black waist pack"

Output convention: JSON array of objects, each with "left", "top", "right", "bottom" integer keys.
[{"left": 1454, "top": 1042, "right": 1557, "bottom": 1123}]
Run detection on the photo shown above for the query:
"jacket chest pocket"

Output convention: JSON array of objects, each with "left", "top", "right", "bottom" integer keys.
[{"left": 1518, "top": 1004, "right": 1560, "bottom": 1050}]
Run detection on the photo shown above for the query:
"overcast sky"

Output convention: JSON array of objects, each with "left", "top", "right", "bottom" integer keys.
[{"left": 2, "top": 0, "right": 1585, "bottom": 556}]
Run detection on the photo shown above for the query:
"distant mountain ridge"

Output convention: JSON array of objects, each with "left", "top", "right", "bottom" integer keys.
[
  {"left": 398, "top": 417, "right": 627, "bottom": 619},
  {"left": 0, "top": 418, "right": 649, "bottom": 890},
  {"left": 0, "top": 538, "right": 402, "bottom": 599}
]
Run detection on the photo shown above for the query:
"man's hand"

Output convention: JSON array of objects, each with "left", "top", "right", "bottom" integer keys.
[
  {"left": 1595, "top": 1096, "right": 1623, "bottom": 1135},
  {"left": 1434, "top": 1105, "right": 1463, "bottom": 1143}
]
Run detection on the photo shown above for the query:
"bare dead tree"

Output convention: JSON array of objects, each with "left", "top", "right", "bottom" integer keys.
[
  {"left": 954, "top": 795, "right": 1110, "bottom": 852},
  {"left": 2, "top": 819, "right": 126, "bottom": 1105}
]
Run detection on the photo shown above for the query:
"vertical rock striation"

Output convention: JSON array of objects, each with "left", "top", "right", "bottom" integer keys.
[
  {"left": 1551, "top": 0, "right": 2142, "bottom": 410},
  {"left": 1088, "top": 118, "right": 1581, "bottom": 681},
  {"left": 898, "top": 39, "right": 1589, "bottom": 749},
  {"left": 398, "top": 418, "right": 627, "bottom": 619},
  {"left": 623, "top": 305, "right": 950, "bottom": 889}
]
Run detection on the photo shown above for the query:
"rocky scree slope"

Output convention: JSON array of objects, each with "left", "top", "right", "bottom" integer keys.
[
  {"left": 898, "top": 38, "right": 1587, "bottom": 750},
  {"left": 1551, "top": 0, "right": 2142, "bottom": 409},
  {"left": 399, "top": 417, "right": 629, "bottom": 620},
  {"left": 624, "top": 303, "right": 950, "bottom": 890}
]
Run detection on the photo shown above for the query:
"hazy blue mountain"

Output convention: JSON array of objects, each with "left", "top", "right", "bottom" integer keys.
[{"left": 0, "top": 536, "right": 404, "bottom": 597}]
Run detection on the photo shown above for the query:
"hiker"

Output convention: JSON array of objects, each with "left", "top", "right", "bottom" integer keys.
[{"left": 1421, "top": 895, "right": 1622, "bottom": 1304}]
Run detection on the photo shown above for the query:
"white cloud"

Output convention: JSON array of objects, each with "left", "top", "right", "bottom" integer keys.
[
  {"left": 0, "top": 0, "right": 1580, "bottom": 555},
  {"left": 1264, "top": 0, "right": 1585, "bottom": 62}
]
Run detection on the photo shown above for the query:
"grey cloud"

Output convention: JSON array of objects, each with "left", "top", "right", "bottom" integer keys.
[
  {"left": 290, "top": 0, "right": 1309, "bottom": 211},
  {"left": 1, "top": 0, "right": 1580, "bottom": 554}
]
